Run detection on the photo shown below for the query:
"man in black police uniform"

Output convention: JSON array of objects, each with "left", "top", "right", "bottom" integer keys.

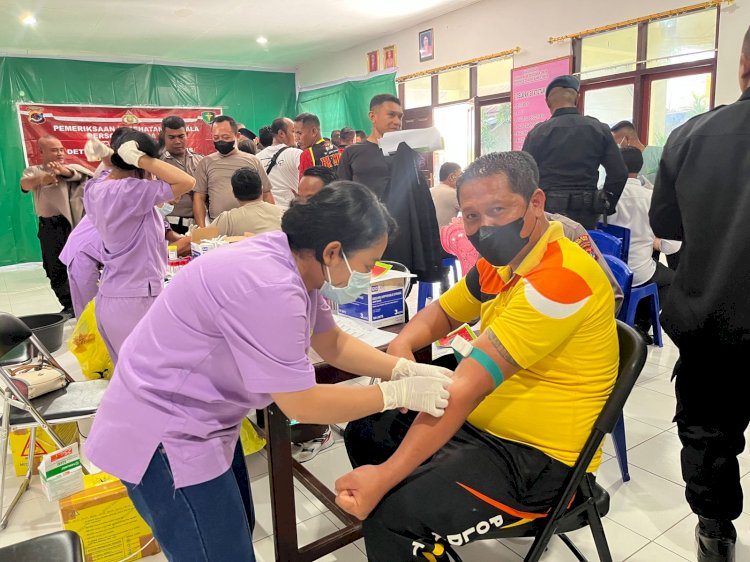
[
  {"left": 649, "top": 26, "right": 750, "bottom": 562},
  {"left": 522, "top": 75, "right": 627, "bottom": 229}
]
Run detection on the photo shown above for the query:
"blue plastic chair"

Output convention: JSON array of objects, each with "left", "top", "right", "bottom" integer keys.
[
  {"left": 442, "top": 257, "right": 459, "bottom": 285},
  {"left": 418, "top": 258, "right": 460, "bottom": 311},
  {"left": 588, "top": 229, "right": 623, "bottom": 260},
  {"left": 601, "top": 255, "right": 635, "bottom": 482},
  {"left": 417, "top": 282, "right": 434, "bottom": 311},
  {"left": 627, "top": 284, "right": 663, "bottom": 347},
  {"left": 596, "top": 222, "right": 631, "bottom": 262},
  {"left": 603, "top": 254, "right": 663, "bottom": 347},
  {"left": 603, "top": 254, "right": 633, "bottom": 322}
]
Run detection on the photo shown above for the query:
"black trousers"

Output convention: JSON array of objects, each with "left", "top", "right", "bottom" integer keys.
[
  {"left": 38, "top": 215, "right": 72, "bottom": 310},
  {"left": 344, "top": 411, "right": 570, "bottom": 561},
  {"left": 674, "top": 352, "right": 750, "bottom": 521},
  {"left": 635, "top": 260, "right": 674, "bottom": 332}
]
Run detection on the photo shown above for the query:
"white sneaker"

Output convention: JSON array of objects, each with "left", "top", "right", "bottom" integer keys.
[{"left": 291, "top": 426, "right": 334, "bottom": 463}]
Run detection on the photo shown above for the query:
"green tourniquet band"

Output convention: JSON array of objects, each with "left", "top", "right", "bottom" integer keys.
[{"left": 466, "top": 347, "right": 505, "bottom": 388}]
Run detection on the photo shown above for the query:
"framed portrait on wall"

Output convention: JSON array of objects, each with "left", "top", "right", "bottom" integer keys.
[
  {"left": 367, "top": 50, "right": 380, "bottom": 73},
  {"left": 383, "top": 45, "right": 397, "bottom": 69},
  {"left": 419, "top": 29, "right": 434, "bottom": 62}
]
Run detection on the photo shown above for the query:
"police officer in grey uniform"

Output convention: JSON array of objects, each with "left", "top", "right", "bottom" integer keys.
[{"left": 522, "top": 75, "right": 627, "bottom": 229}]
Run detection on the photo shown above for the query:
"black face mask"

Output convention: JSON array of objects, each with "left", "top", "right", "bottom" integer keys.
[
  {"left": 214, "top": 140, "right": 235, "bottom": 155},
  {"left": 468, "top": 216, "right": 530, "bottom": 267}
]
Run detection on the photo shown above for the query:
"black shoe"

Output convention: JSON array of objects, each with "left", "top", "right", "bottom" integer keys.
[
  {"left": 696, "top": 518, "right": 736, "bottom": 562},
  {"left": 633, "top": 325, "right": 654, "bottom": 346}
]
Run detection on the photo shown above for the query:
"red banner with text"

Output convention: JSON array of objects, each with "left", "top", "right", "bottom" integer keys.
[{"left": 17, "top": 104, "right": 222, "bottom": 171}]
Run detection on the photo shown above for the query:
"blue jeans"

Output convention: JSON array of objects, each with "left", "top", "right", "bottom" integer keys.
[{"left": 124, "top": 440, "right": 256, "bottom": 561}]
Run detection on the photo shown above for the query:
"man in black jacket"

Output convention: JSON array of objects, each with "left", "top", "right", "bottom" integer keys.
[
  {"left": 522, "top": 75, "right": 627, "bottom": 228},
  {"left": 339, "top": 94, "right": 442, "bottom": 282},
  {"left": 650, "top": 26, "right": 750, "bottom": 562}
]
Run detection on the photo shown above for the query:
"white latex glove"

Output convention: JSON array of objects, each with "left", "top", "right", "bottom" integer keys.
[
  {"left": 84, "top": 134, "right": 114, "bottom": 161},
  {"left": 117, "top": 140, "right": 146, "bottom": 166},
  {"left": 391, "top": 357, "right": 454, "bottom": 381},
  {"left": 378, "top": 376, "right": 451, "bottom": 418}
]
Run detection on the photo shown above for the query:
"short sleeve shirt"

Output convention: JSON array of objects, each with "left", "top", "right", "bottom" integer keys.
[
  {"left": 337, "top": 141, "right": 392, "bottom": 200},
  {"left": 439, "top": 222, "right": 618, "bottom": 471},
  {"left": 161, "top": 149, "right": 204, "bottom": 218},
  {"left": 58, "top": 215, "right": 103, "bottom": 267},
  {"left": 84, "top": 172, "right": 173, "bottom": 297},
  {"left": 193, "top": 151, "right": 272, "bottom": 219},
  {"left": 212, "top": 201, "right": 284, "bottom": 236},
  {"left": 84, "top": 231, "right": 336, "bottom": 488},
  {"left": 430, "top": 183, "right": 460, "bottom": 227},
  {"left": 256, "top": 144, "right": 303, "bottom": 209}
]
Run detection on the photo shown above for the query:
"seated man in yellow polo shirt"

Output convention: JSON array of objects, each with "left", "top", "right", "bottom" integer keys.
[{"left": 336, "top": 151, "right": 619, "bottom": 562}]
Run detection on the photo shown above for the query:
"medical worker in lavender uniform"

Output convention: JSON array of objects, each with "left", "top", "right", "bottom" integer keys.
[
  {"left": 84, "top": 181, "right": 453, "bottom": 562},
  {"left": 83, "top": 128, "right": 195, "bottom": 363}
]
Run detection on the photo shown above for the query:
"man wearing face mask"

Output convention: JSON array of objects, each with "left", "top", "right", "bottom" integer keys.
[
  {"left": 337, "top": 151, "right": 619, "bottom": 561},
  {"left": 193, "top": 115, "right": 273, "bottom": 227}
]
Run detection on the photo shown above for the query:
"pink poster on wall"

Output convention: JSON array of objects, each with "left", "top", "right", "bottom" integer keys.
[{"left": 511, "top": 56, "right": 572, "bottom": 150}]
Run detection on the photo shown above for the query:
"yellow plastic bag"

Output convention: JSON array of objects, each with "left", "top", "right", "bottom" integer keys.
[
  {"left": 68, "top": 299, "right": 114, "bottom": 380},
  {"left": 240, "top": 418, "right": 266, "bottom": 456}
]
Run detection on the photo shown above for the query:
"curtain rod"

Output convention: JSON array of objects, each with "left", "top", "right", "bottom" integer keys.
[
  {"left": 548, "top": 0, "right": 731, "bottom": 44},
  {"left": 395, "top": 47, "right": 520, "bottom": 83}
]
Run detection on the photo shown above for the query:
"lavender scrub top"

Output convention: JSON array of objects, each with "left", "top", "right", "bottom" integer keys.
[
  {"left": 85, "top": 231, "right": 337, "bottom": 488},
  {"left": 83, "top": 173, "right": 173, "bottom": 298},
  {"left": 59, "top": 215, "right": 103, "bottom": 267}
]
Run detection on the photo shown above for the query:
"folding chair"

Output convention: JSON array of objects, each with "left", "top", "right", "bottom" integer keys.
[
  {"left": 0, "top": 530, "right": 85, "bottom": 561},
  {"left": 470, "top": 321, "right": 646, "bottom": 562},
  {"left": 0, "top": 313, "right": 108, "bottom": 530}
]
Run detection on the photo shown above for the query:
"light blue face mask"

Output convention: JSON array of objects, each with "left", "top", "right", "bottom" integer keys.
[
  {"left": 157, "top": 203, "right": 174, "bottom": 217},
  {"left": 320, "top": 251, "right": 371, "bottom": 304}
]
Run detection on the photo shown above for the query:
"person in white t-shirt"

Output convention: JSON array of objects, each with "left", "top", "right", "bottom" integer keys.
[
  {"left": 610, "top": 146, "right": 680, "bottom": 340},
  {"left": 256, "top": 118, "right": 303, "bottom": 209}
]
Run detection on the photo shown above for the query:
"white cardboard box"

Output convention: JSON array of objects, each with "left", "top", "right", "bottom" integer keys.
[{"left": 336, "top": 270, "right": 414, "bottom": 328}]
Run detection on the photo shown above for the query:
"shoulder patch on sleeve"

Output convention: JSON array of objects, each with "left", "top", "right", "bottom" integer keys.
[{"left": 574, "top": 234, "right": 597, "bottom": 258}]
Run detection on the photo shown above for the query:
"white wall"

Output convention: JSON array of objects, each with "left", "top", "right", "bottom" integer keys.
[
  {"left": 297, "top": 0, "right": 748, "bottom": 104},
  {"left": 716, "top": 0, "right": 748, "bottom": 105}
]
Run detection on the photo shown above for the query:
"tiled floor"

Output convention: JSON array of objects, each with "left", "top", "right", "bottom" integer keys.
[{"left": 1, "top": 264, "right": 748, "bottom": 561}]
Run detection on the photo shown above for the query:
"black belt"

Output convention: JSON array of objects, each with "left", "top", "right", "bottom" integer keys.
[{"left": 544, "top": 188, "right": 607, "bottom": 214}]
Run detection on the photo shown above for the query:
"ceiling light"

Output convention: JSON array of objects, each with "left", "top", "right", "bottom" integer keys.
[
  {"left": 256, "top": 37, "right": 268, "bottom": 45},
  {"left": 21, "top": 14, "right": 37, "bottom": 26}
]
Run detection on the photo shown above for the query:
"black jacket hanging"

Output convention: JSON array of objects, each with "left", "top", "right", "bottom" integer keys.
[{"left": 382, "top": 142, "right": 442, "bottom": 283}]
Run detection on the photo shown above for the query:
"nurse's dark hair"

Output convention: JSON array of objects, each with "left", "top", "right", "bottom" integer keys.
[
  {"left": 283, "top": 181, "right": 396, "bottom": 261},
  {"left": 456, "top": 151, "right": 539, "bottom": 203},
  {"left": 110, "top": 127, "right": 160, "bottom": 171}
]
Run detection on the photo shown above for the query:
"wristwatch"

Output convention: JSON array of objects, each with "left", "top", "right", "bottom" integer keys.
[{"left": 450, "top": 336, "right": 505, "bottom": 387}]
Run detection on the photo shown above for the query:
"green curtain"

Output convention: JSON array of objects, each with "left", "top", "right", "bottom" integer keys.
[
  {"left": 296, "top": 72, "right": 397, "bottom": 137},
  {"left": 0, "top": 57, "right": 296, "bottom": 266}
]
